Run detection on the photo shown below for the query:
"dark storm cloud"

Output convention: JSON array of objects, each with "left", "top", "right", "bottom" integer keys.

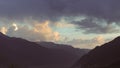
[
  {"left": 0, "top": 0, "right": 67, "bottom": 21},
  {"left": 1, "top": 0, "right": 120, "bottom": 22},
  {"left": 0, "top": 0, "right": 120, "bottom": 34},
  {"left": 73, "top": 18, "right": 120, "bottom": 34}
]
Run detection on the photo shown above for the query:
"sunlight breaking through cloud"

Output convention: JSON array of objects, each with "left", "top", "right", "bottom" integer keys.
[
  {"left": 0, "top": 27, "right": 7, "bottom": 34},
  {"left": 4, "top": 20, "right": 61, "bottom": 42},
  {"left": 12, "top": 23, "right": 18, "bottom": 31}
]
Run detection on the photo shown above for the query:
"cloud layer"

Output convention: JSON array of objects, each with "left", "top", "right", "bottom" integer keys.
[
  {"left": 0, "top": 0, "right": 120, "bottom": 22},
  {"left": 0, "top": 21, "right": 60, "bottom": 42},
  {"left": 72, "top": 18, "right": 120, "bottom": 34},
  {"left": 0, "top": 0, "right": 120, "bottom": 34},
  {"left": 67, "top": 35, "right": 106, "bottom": 49}
]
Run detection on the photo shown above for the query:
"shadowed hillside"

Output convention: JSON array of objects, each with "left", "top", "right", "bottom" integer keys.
[
  {"left": 73, "top": 36, "right": 120, "bottom": 68},
  {"left": 0, "top": 32, "right": 89, "bottom": 68}
]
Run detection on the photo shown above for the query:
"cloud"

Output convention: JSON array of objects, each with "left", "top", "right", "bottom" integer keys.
[
  {"left": 93, "top": 35, "right": 105, "bottom": 44},
  {"left": 0, "top": 0, "right": 120, "bottom": 36},
  {"left": 1, "top": 0, "right": 120, "bottom": 34},
  {"left": 72, "top": 18, "right": 120, "bottom": 34},
  {"left": 12, "top": 23, "right": 18, "bottom": 31},
  {"left": 53, "top": 32, "right": 60, "bottom": 41},
  {"left": 6, "top": 21, "right": 60, "bottom": 42},
  {"left": 1, "top": 0, "right": 120, "bottom": 23},
  {"left": 54, "top": 22, "right": 74, "bottom": 28},
  {"left": 0, "top": 27, "right": 8, "bottom": 34},
  {"left": 66, "top": 36, "right": 106, "bottom": 49}
]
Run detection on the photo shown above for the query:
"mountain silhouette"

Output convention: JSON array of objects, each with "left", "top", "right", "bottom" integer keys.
[
  {"left": 37, "top": 42, "right": 89, "bottom": 57},
  {"left": 73, "top": 36, "right": 120, "bottom": 68},
  {"left": 0, "top": 32, "right": 88, "bottom": 68}
]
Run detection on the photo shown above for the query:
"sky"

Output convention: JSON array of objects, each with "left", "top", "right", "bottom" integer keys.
[{"left": 0, "top": 0, "right": 120, "bottom": 49}]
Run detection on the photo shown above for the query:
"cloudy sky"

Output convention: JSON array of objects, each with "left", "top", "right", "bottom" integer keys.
[{"left": 0, "top": 0, "right": 120, "bottom": 49}]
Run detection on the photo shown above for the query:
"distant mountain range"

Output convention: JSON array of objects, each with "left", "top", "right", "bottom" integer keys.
[
  {"left": 0, "top": 32, "right": 89, "bottom": 68},
  {"left": 73, "top": 36, "right": 120, "bottom": 68},
  {"left": 37, "top": 42, "right": 89, "bottom": 57}
]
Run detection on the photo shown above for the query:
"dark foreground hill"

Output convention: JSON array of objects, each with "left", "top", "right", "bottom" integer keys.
[
  {"left": 0, "top": 32, "right": 88, "bottom": 68},
  {"left": 73, "top": 36, "right": 120, "bottom": 68}
]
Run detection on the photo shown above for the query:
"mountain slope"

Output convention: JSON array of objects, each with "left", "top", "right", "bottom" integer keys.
[
  {"left": 0, "top": 33, "right": 76, "bottom": 68},
  {"left": 73, "top": 36, "right": 120, "bottom": 68}
]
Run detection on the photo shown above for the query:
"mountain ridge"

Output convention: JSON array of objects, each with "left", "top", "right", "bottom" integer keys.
[
  {"left": 73, "top": 36, "right": 120, "bottom": 68},
  {"left": 0, "top": 32, "right": 88, "bottom": 68}
]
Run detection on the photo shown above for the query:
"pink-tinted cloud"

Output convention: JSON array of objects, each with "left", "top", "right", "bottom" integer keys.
[
  {"left": 6, "top": 21, "right": 61, "bottom": 42},
  {"left": 0, "top": 27, "right": 7, "bottom": 34}
]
